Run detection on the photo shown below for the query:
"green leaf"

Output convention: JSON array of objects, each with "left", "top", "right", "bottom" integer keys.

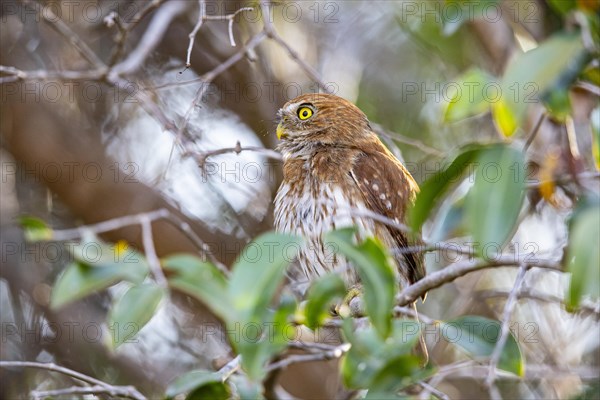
[
  {"left": 566, "top": 196, "right": 600, "bottom": 309},
  {"left": 465, "top": 144, "right": 525, "bottom": 256},
  {"left": 542, "top": 89, "right": 572, "bottom": 122},
  {"left": 444, "top": 68, "right": 495, "bottom": 121},
  {"left": 429, "top": 197, "right": 466, "bottom": 242},
  {"left": 441, "top": 315, "right": 524, "bottom": 376},
  {"left": 235, "top": 295, "right": 296, "bottom": 381},
  {"left": 228, "top": 232, "right": 301, "bottom": 322},
  {"left": 547, "top": 0, "right": 576, "bottom": 15},
  {"left": 163, "top": 254, "right": 231, "bottom": 322},
  {"left": 409, "top": 145, "right": 486, "bottom": 231},
  {"left": 271, "top": 294, "right": 297, "bottom": 351},
  {"left": 229, "top": 375, "right": 264, "bottom": 400},
  {"left": 18, "top": 215, "right": 53, "bottom": 241},
  {"left": 67, "top": 234, "right": 148, "bottom": 282},
  {"left": 500, "top": 32, "right": 588, "bottom": 135},
  {"left": 326, "top": 229, "right": 396, "bottom": 338},
  {"left": 186, "top": 383, "right": 230, "bottom": 400},
  {"left": 166, "top": 370, "right": 227, "bottom": 399},
  {"left": 305, "top": 274, "right": 347, "bottom": 329},
  {"left": 341, "top": 319, "right": 424, "bottom": 391},
  {"left": 227, "top": 232, "right": 300, "bottom": 380},
  {"left": 441, "top": 0, "right": 502, "bottom": 36},
  {"left": 51, "top": 261, "right": 129, "bottom": 309},
  {"left": 107, "top": 283, "right": 164, "bottom": 348}
]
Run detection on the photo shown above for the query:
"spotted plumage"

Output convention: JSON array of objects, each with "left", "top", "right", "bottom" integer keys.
[{"left": 273, "top": 93, "right": 425, "bottom": 294}]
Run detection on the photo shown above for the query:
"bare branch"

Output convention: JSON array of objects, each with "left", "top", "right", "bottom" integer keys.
[
  {"left": 47, "top": 208, "right": 229, "bottom": 276},
  {"left": 418, "top": 381, "right": 450, "bottom": 400},
  {"left": 185, "top": 2, "right": 255, "bottom": 67},
  {"left": 525, "top": 171, "right": 600, "bottom": 189},
  {"left": 372, "top": 123, "right": 445, "bottom": 157},
  {"left": 20, "top": 0, "right": 104, "bottom": 68},
  {"left": 479, "top": 289, "right": 600, "bottom": 320},
  {"left": 0, "top": 66, "right": 107, "bottom": 84},
  {"left": 109, "top": 1, "right": 189, "bottom": 79},
  {"left": 0, "top": 361, "right": 146, "bottom": 400},
  {"left": 266, "top": 343, "right": 351, "bottom": 372},
  {"left": 485, "top": 264, "right": 528, "bottom": 388},
  {"left": 165, "top": 31, "right": 268, "bottom": 177},
  {"left": 122, "top": 0, "right": 169, "bottom": 32},
  {"left": 260, "top": 0, "right": 332, "bottom": 93},
  {"left": 161, "top": 213, "right": 229, "bottom": 275},
  {"left": 395, "top": 258, "right": 561, "bottom": 307},
  {"left": 218, "top": 355, "right": 241, "bottom": 382},
  {"left": 141, "top": 215, "right": 168, "bottom": 288},
  {"left": 523, "top": 112, "right": 546, "bottom": 152},
  {"left": 51, "top": 209, "right": 170, "bottom": 241},
  {"left": 185, "top": 0, "right": 207, "bottom": 68},
  {"left": 187, "top": 141, "right": 283, "bottom": 170},
  {"left": 31, "top": 385, "right": 143, "bottom": 400}
]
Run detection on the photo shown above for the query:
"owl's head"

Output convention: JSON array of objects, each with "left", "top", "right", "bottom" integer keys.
[{"left": 276, "top": 94, "right": 372, "bottom": 147}]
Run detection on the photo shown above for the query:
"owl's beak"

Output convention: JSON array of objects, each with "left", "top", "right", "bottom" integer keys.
[{"left": 276, "top": 122, "right": 287, "bottom": 140}]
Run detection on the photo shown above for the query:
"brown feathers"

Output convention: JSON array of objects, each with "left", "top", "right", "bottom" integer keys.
[{"left": 274, "top": 93, "right": 425, "bottom": 291}]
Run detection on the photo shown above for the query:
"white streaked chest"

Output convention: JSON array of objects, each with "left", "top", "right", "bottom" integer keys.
[{"left": 274, "top": 171, "right": 374, "bottom": 237}]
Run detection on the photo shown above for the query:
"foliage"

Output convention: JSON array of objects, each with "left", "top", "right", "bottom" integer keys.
[{"left": 7, "top": 0, "right": 599, "bottom": 398}]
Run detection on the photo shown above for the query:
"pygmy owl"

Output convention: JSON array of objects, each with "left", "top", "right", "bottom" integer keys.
[{"left": 274, "top": 93, "right": 425, "bottom": 295}]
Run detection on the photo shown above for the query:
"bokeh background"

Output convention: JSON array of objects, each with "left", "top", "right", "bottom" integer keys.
[{"left": 1, "top": 0, "right": 598, "bottom": 399}]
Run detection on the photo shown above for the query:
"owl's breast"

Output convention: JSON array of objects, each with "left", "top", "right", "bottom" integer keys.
[
  {"left": 274, "top": 165, "right": 374, "bottom": 236},
  {"left": 274, "top": 159, "right": 376, "bottom": 284}
]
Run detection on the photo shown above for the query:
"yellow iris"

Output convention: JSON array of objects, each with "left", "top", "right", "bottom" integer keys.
[{"left": 297, "top": 106, "right": 313, "bottom": 120}]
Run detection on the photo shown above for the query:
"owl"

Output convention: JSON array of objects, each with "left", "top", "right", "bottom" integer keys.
[{"left": 273, "top": 93, "right": 425, "bottom": 295}]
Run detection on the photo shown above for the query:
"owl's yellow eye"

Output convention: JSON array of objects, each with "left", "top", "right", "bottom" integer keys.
[{"left": 297, "top": 106, "right": 313, "bottom": 120}]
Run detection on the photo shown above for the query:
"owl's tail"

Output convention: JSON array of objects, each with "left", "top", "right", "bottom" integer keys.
[{"left": 412, "top": 301, "right": 429, "bottom": 366}]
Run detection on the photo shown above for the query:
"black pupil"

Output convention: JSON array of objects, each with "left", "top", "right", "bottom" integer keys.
[{"left": 302, "top": 110, "right": 308, "bottom": 117}]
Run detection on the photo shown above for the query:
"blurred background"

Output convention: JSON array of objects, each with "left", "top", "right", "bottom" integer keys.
[{"left": 1, "top": 0, "right": 598, "bottom": 399}]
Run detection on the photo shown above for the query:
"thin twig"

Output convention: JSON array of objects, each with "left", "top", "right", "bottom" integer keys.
[
  {"left": 141, "top": 215, "right": 168, "bottom": 287},
  {"left": 0, "top": 361, "right": 146, "bottom": 400},
  {"left": 122, "top": 0, "right": 168, "bottom": 32},
  {"left": 479, "top": 289, "right": 600, "bottom": 320},
  {"left": 31, "top": 385, "right": 140, "bottom": 400},
  {"left": 109, "top": 1, "right": 189, "bottom": 79},
  {"left": 0, "top": 67, "right": 107, "bottom": 84},
  {"left": 260, "top": 0, "right": 332, "bottom": 94},
  {"left": 523, "top": 112, "right": 546, "bottom": 152},
  {"left": 162, "top": 213, "right": 229, "bottom": 276},
  {"left": 218, "top": 355, "right": 241, "bottom": 382},
  {"left": 418, "top": 381, "right": 450, "bottom": 400},
  {"left": 485, "top": 264, "right": 528, "bottom": 388},
  {"left": 225, "top": 8, "right": 255, "bottom": 47},
  {"left": 107, "top": 0, "right": 169, "bottom": 65},
  {"left": 372, "top": 123, "right": 445, "bottom": 157},
  {"left": 177, "top": 30, "right": 267, "bottom": 136},
  {"left": 188, "top": 141, "right": 282, "bottom": 170},
  {"left": 51, "top": 209, "right": 170, "bottom": 241},
  {"left": 393, "top": 306, "right": 436, "bottom": 325},
  {"left": 47, "top": 208, "right": 228, "bottom": 275},
  {"left": 185, "top": 2, "right": 254, "bottom": 67},
  {"left": 288, "top": 341, "right": 341, "bottom": 352},
  {"left": 185, "top": 0, "right": 207, "bottom": 68},
  {"left": 20, "top": 0, "right": 105, "bottom": 69},
  {"left": 525, "top": 171, "right": 600, "bottom": 189},
  {"left": 265, "top": 343, "right": 351, "bottom": 372}
]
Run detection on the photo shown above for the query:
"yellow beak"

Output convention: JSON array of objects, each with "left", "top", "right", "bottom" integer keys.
[{"left": 276, "top": 122, "right": 286, "bottom": 140}]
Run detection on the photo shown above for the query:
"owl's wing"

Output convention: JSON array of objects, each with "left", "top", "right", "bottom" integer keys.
[{"left": 349, "top": 149, "right": 426, "bottom": 287}]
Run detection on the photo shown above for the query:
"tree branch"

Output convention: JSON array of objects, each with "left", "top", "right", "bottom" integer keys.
[
  {"left": 485, "top": 264, "right": 528, "bottom": 390},
  {"left": 0, "top": 361, "right": 146, "bottom": 400}
]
